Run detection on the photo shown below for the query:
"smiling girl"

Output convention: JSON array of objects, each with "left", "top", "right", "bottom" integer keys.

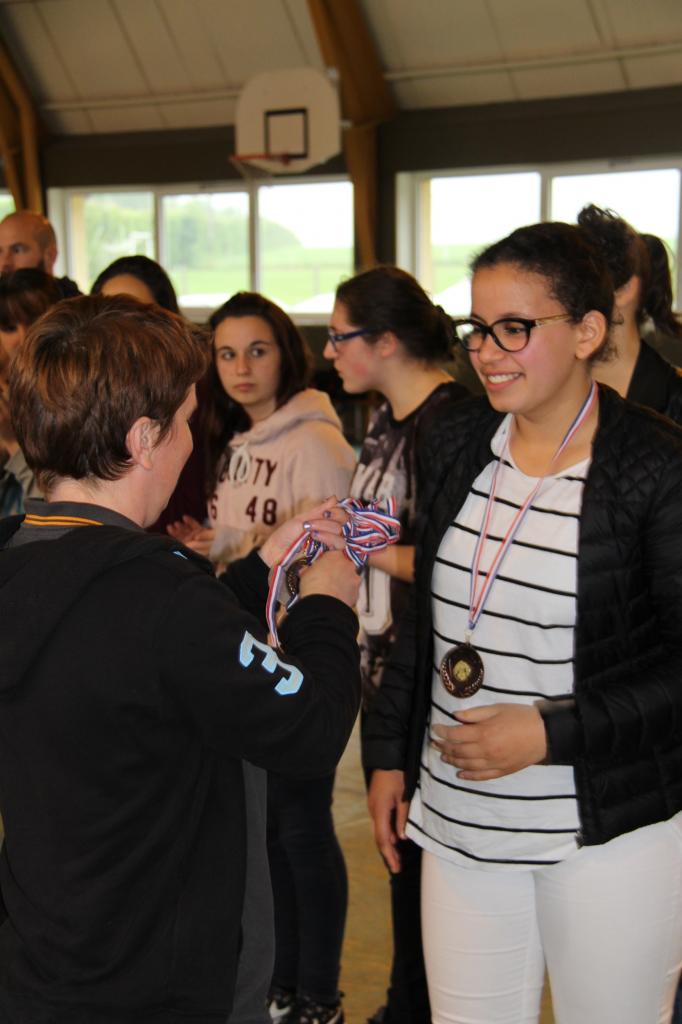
[{"left": 365, "top": 223, "right": 682, "bottom": 1024}]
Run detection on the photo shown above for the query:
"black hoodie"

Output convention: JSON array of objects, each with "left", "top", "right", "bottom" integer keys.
[{"left": 0, "top": 508, "right": 360, "bottom": 1022}]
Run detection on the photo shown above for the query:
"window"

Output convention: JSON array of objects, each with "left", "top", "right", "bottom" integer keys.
[
  {"left": 551, "top": 169, "right": 680, "bottom": 257},
  {"left": 67, "top": 191, "right": 154, "bottom": 288},
  {"left": 161, "top": 192, "right": 250, "bottom": 314},
  {"left": 51, "top": 178, "right": 353, "bottom": 321},
  {"left": 401, "top": 159, "right": 682, "bottom": 314},
  {"left": 258, "top": 181, "right": 353, "bottom": 313},
  {"left": 427, "top": 173, "right": 540, "bottom": 313},
  {"left": 0, "top": 193, "right": 13, "bottom": 220}
]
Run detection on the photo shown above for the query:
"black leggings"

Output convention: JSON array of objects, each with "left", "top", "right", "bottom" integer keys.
[
  {"left": 267, "top": 771, "right": 347, "bottom": 1004},
  {"left": 384, "top": 837, "right": 431, "bottom": 1023}
]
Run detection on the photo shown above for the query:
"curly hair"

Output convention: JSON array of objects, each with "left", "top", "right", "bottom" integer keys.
[
  {"left": 471, "top": 221, "right": 615, "bottom": 361},
  {"left": 577, "top": 204, "right": 682, "bottom": 339}
]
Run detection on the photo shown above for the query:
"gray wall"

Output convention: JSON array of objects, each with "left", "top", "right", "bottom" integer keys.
[{"left": 39, "top": 82, "right": 682, "bottom": 268}]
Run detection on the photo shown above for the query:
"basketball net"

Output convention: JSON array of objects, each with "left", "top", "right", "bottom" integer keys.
[{"left": 229, "top": 152, "right": 293, "bottom": 183}]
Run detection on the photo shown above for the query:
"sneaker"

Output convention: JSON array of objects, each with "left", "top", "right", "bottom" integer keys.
[
  {"left": 292, "top": 993, "right": 344, "bottom": 1024},
  {"left": 268, "top": 986, "right": 296, "bottom": 1021}
]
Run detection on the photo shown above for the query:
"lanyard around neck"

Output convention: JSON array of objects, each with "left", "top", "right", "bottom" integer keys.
[{"left": 466, "top": 381, "right": 597, "bottom": 639}]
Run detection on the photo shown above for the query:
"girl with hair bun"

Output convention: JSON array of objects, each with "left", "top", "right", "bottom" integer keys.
[
  {"left": 577, "top": 204, "right": 682, "bottom": 420},
  {"left": 365, "top": 224, "right": 682, "bottom": 1024},
  {"left": 325, "top": 265, "right": 469, "bottom": 1024}
]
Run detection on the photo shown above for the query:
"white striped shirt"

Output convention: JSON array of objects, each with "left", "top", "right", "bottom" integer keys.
[{"left": 407, "top": 415, "right": 587, "bottom": 869}]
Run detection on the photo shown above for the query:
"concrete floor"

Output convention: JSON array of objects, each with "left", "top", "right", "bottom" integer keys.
[{"left": 334, "top": 725, "right": 555, "bottom": 1024}]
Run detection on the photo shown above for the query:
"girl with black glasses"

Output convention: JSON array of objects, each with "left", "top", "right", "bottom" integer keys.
[
  {"left": 366, "top": 223, "right": 682, "bottom": 1024},
  {"left": 326, "top": 266, "right": 469, "bottom": 1024}
]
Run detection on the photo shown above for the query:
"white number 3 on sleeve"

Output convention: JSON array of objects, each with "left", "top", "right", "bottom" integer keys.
[{"left": 238, "top": 631, "right": 304, "bottom": 695}]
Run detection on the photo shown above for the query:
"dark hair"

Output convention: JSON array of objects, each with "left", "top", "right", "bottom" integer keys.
[
  {"left": 577, "top": 204, "right": 682, "bottom": 339},
  {"left": 202, "top": 291, "right": 312, "bottom": 493},
  {"left": 9, "top": 294, "right": 208, "bottom": 493},
  {"left": 90, "top": 255, "right": 180, "bottom": 314},
  {"left": 639, "top": 233, "right": 682, "bottom": 340},
  {"left": 0, "top": 268, "right": 62, "bottom": 331},
  {"left": 471, "top": 221, "right": 614, "bottom": 360},
  {"left": 335, "top": 265, "right": 452, "bottom": 363}
]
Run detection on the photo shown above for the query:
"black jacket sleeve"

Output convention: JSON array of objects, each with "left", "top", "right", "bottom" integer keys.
[
  {"left": 361, "top": 586, "right": 419, "bottom": 773},
  {"left": 540, "top": 448, "right": 682, "bottom": 764},
  {"left": 157, "top": 570, "right": 361, "bottom": 779},
  {"left": 217, "top": 547, "right": 271, "bottom": 625}
]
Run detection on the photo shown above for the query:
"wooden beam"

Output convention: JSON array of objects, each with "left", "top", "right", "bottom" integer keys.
[
  {"left": 307, "top": 0, "right": 396, "bottom": 268},
  {"left": 0, "top": 79, "right": 24, "bottom": 208},
  {"left": 0, "top": 37, "right": 42, "bottom": 213},
  {"left": 344, "top": 123, "right": 377, "bottom": 268},
  {"left": 307, "top": 0, "right": 394, "bottom": 125}
]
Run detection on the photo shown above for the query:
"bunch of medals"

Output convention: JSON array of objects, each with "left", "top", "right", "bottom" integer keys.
[{"left": 266, "top": 496, "right": 400, "bottom": 650}]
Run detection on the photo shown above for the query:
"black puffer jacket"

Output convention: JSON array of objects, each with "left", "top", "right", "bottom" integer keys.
[
  {"left": 627, "top": 339, "right": 682, "bottom": 425},
  {"left": 363, "top": 385, "right": 682, "bottom": 847}
]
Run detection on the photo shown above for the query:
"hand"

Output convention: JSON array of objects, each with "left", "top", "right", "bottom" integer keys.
[
  {"left": 368, "top": 769, "right": 409, "bottom": 873},
  {"left": 298, "top": 549, "right": 360, "bottom": 608},
  {"left": 166, "top": 514, "right": 204, "bottom": 543},
  {"left": 432, "top": 703, "right": 547, "bottom": 781},
  {"left": 167, "top": 516, "right": 215, "bottom": 557},
  {"left": 259, "top": 496, "right": 347, "bottom": 568}
]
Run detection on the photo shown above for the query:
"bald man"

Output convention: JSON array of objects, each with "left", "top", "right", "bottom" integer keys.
[{"left": 0, "top": 210, "right": 80, "bottom": 297}]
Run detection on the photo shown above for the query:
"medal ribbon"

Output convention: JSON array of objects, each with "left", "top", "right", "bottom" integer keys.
[
  {"left": 466, "top": 382, "right": 597, "bottom": 638},
  {"left": 265, "top": 496, "right": 400, "bottom": 649}
]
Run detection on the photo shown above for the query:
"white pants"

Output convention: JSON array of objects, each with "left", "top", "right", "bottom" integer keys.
[{"left": 421, "top": 815, "right": 682, "bottom": 1024}]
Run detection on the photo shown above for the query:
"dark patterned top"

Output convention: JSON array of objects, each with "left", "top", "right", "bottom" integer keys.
[{"left": 350, "top": 380, "right": 468, "bottom": 709}]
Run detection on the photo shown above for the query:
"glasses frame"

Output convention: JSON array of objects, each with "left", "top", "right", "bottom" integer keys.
[
  {"left": 326, "top": 327, "right": 371, "bottom": 352},
  {"left": 452, "top": 313, "right": 572, "bottom": 353}
]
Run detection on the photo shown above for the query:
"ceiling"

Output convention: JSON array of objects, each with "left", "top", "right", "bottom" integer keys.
[{"left": 0, "top": 0, "right": 681, "bottom": 136}]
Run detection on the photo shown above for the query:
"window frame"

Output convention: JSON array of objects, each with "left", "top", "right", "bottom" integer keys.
[
  {"left": 397, "top": 155, "right": 682, "bottom": 310},
  {"left": 47, "top": 173, "right": 354, "bottom": 324}
]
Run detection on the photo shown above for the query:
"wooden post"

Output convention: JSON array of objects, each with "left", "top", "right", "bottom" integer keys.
[
  {"left": 307, "top": 0, "right": 395, "bottom": 269},
  {"left": 0, "top": 37, "right": 42, "bottom": 213}
]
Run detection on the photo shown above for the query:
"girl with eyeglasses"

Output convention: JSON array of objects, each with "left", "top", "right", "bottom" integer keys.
[
  {"left": 325, "top": 266, "right": 469, "bottom": 1024},
  {"left": 170, "top": 291, "right": 355, "bottom": 1024},
  {"left": 365, "top": 224, "right": 682, "bottom": 1024}
]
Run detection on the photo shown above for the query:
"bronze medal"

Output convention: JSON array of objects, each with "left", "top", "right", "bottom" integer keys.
[
  {"left": 285, "top": 557, "right": 308, "bottom": 598},
  {"left": 439, "top": 643, "right": 484, "bottom": 698}
]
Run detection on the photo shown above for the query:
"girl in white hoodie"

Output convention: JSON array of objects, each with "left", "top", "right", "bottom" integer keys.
[
  {"left": 170, "top": 292, "right": 356, "bottom": 1024},
  {"left": 172, "top": 292, "right": 355, "bottom": 566}
]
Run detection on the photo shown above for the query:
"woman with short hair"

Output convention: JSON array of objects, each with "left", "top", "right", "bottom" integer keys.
[{"left": 172, "top": 290, "right": 356, "bottom": 1024}]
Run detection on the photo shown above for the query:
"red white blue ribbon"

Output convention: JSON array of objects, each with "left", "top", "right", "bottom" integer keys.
[
  {"left": 467, "top": 381, "right": 597, "bottom": 639},
  {"left": 266, "top": 496, "right": 400, "bottom": 649}
]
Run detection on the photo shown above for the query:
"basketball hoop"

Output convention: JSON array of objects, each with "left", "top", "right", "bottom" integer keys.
[
  {"left": 234, "top": 69, "right": 341, "bottom": 177},
  {"left": 229, "top": 151, "right": 293, "bottom": 182}
]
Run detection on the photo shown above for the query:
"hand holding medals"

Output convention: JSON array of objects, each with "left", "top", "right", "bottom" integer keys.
[{"left": 266, "top": 496, "right": 401, "bottom": 650}]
